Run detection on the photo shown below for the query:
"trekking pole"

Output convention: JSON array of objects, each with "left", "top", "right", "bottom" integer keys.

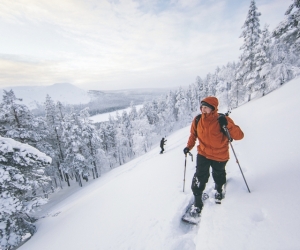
[
  {"left": 183, "top": 152, "right": 193, "bottom": 192},
  {"left": 223, "top": 126, "right": 251, "bottom": 193}
]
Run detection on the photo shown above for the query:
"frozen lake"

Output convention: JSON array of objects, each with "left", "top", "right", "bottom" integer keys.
[{"left": 90, "top": 104, "right": 143, "bottom": 123}]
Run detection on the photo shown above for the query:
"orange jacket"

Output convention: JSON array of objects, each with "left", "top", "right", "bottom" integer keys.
[{"left": 186, "top": 96, "right": 244, "bottom": 161}]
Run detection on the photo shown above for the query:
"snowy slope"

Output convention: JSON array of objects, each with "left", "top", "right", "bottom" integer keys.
[{"left": 20, "top": 77, "right": 300, "bottom": 250}]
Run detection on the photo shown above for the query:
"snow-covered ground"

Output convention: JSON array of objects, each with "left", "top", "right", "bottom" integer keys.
[
  {"left": 20, "top": 77, "right": 300, "bottom": 250},
  {"left": 90, "top": 104, "right": 143, "bottom": 123}
]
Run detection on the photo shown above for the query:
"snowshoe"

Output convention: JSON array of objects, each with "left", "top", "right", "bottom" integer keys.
[
  {"left": 182, "top": 204, "right": 202, "bottom": 225},
  {"left": 181, "top": 193, "right": 209, "bottom": 225}
]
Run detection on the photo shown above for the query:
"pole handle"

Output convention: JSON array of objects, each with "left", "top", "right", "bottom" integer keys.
[{"left": 188, "top": 152, "right": 193, "bottom": 161}]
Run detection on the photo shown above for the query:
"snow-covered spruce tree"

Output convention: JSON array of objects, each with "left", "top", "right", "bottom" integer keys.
[
  {"left": 0, "top": 91, "right": 54, "bottom": 195},
  {"left": 273, "top": 0, "right": 300, "bottom": 55},
  {"left": 143, "top": 100, "right": 159, "bottom": 126},
  {"left": 52, "top": 101, "right": 74, "bottom": 186},
  {"left": 206, "top": 71, "right": 218, "bottom": 97},
  {"left": 175, "top": 87, "right": 190, "bottom": 125},
  {"left": 0, "top": 137, "right": 51, "bottom": 249},
  {"left": 44, "top": 95, "right": 65, "bottom": 163},
  {"left": 131, "top": 117, "right": 154, "bottom": 155},
  {"left": 60, "top": 111, "right": 88, "bottom": 187},
  {"left": 128, "top": 102, "right": 155, "bottom": 157},
  {"left": 253, "top": 24, "right": 273, "bottom": 96},
  {"left": 216, "top": 62, "right": 238, "bottom": 110},
  {"left": 78, "top": 109, "right": 103, "bottom": 178},
  {"left": 184, "top": 88, "right": 192, "bottom": 117},
  {"left": 115, "top": 110, "right": 135, "bottom": 165},
  {"left": 43, "top": 95, "right": 66, "bottom": 188},
  {"left": 165, "top": 91, "right": 177, "bottom": 122},
  {"left": 268, "top": 38, "right": 299, "bottom": 90},
  {"left": 236, "top": 0, "right": 261, "bottom": 102},
  {"left": 195, "top": 76, "right": 207, "bottom": 102},
  {"left": 128, "top": 101, "right": 138, "bottom": 122},
  {"left": 99, "top": 117, "right": 118, "bottom": 168},
  {"left": 0, "top": 90, "right": 42, "bottom": 145},
  {"left": 128, "top": 101, "right": 156, "bottom": 154},
  {"left": 61, "top": 108, "right": 104, "bottom": 186},
  {"left": 202, "top": 74, "right": 211, "bottom": 98},
  {"left": 151, "top": 97, "right": 167, "bottom": 137},
  {"left": 210, "top": 67, "right": 229, "bottom": 110},
  {"left": 159, "top": 91, "right": 177, "bottom": 134},
  {"left": 187, "top": 83, "right": 198, "bottom": 113},
  {"left": 56, "top": 101, "right": 66, "bottom": 123}
]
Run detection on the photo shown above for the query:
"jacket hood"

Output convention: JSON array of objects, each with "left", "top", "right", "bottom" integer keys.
[{"left": 201, "top": 96, "right": 219, "bottom": 111}]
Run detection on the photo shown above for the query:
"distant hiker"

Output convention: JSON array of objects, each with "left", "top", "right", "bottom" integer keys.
[
  {"left": 183, "top": 96, "right": 244, "bottom": 217},
  {"left": 160, "top": 137, "right": 167, "bottom": 154}
]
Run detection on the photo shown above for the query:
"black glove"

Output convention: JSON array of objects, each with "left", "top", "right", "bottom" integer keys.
[
  {"left": 183, "top": 147, "right": 190, "bottom": 155},
  {"left": 218, "top": 115, "right": 228, "bottom": 128}
]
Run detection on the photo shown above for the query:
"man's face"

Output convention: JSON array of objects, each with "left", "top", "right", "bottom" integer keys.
[{"left": 201, "top": 105, "right": 213, "bottom": 114}]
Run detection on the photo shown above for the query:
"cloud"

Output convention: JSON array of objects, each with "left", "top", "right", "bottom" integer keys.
[{"left": 0, "top": 0, "right": 291, "bottom": 90}]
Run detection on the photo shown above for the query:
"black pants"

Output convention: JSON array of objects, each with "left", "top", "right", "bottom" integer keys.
[
  {"left": 160, "top": 146, "right": 164, "bottom": 153},
  {"left": 191, "top": 154, "right": 227, "bottom": 196}
]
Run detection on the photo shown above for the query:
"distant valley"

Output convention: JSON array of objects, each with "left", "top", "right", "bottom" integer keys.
[{"left": 0, "top": 83, "right": 170, "bottom": 116}]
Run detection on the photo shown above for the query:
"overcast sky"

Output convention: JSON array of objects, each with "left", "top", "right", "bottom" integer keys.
[{"left": 0, "top": 0, "right": 290, "bottom": 91}]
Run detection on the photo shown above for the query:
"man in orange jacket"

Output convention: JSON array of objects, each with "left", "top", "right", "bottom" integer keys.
[{"left": 183, "top": 96, "right": 244, "bottom": 216}]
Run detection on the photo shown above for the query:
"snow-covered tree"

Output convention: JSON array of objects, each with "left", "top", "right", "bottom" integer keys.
[
  {"left": 268, "top": 38, "right": 300, "bottom": 90},
  {"left": 195, "top": 76, "right": 206, "bottom": 101},
  {"left": 131, "top": 118, "right": 154, "bottom": 155},
  {"left": 78, "top": 109, "right": 103, "bottom": 178},
  {"left": 187, "top": 84, "right": 198, "bottom": 113},
  {"left": 115, "top": 110, "right": 134, "bottom": 165},
  {"left": 273, "top": 0, "right": 300, "bottom": 54},
  {"left": 254, "top": 24, "right": 273, "bottom": 96},
  {"left": 44, "top": 96, "right": 64, "bottom": 161},
  {"left": 0, "top": 90, "right": 42, "bottom": 145},
  {"left": 99, "top": 120, "right": 118, "bottom": 168},
  {"left": 56, "top": 101, "right": 66, "bottom": 123},
  {"left": 160, "top": 91, "right": 177, "bottom": 133},
  {"left": 236, "top": 0, "right": 261, "bottom": 101},
  {"left": 43, "top": 95, "right": 66, "bottom": 187},
  {"left": 208, "top": 69, "right": 220, "bottom": 97},
  {"left": 154, "top": 97, "right": 168, "bottom": 136},
  {"left": 0, "top": 137, "right": 51, "bottom": 249},
  {"left": 128, "top": 101, "right": 138, "bottom": 122},
  {"left": 175, "top": 87, "right": 189, "bottom": 124},
  {"left": 216, "top": 62, "right": 237, "bottom": 109},
  {"left": 60, "top": 111, "right": 88, "bottom": 187},
  {"left": 165, "top": 91, "right": 177, "bottom": 120},
  {"left": 143, "top": 100, "right": 159, "bottom": 125}
]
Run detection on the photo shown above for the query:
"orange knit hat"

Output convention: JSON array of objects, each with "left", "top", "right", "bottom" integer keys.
[{"left": 200, "top": 96, "right": 219, "bottom": 110}]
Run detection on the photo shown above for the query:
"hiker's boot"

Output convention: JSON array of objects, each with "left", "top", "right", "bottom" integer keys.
[
  {"left": 215, "top": 191, "right": 223, "bottom": 204},
  {"left": 189, "top": 194, "right": 203, "bottom": 217},
  {"left": 189, "top": 204, "right": 202, "bottom": 217}
]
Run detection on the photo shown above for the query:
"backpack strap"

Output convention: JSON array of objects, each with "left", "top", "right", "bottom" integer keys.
[
  {"left": 194, "top": 114, "right": 201, "bottom": 128},
  {"left": 193, "top": 113, "right": 225, "bottom": 137},
  {"left": 194, "top": 114, "right": 201, "bottom": 137}
]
